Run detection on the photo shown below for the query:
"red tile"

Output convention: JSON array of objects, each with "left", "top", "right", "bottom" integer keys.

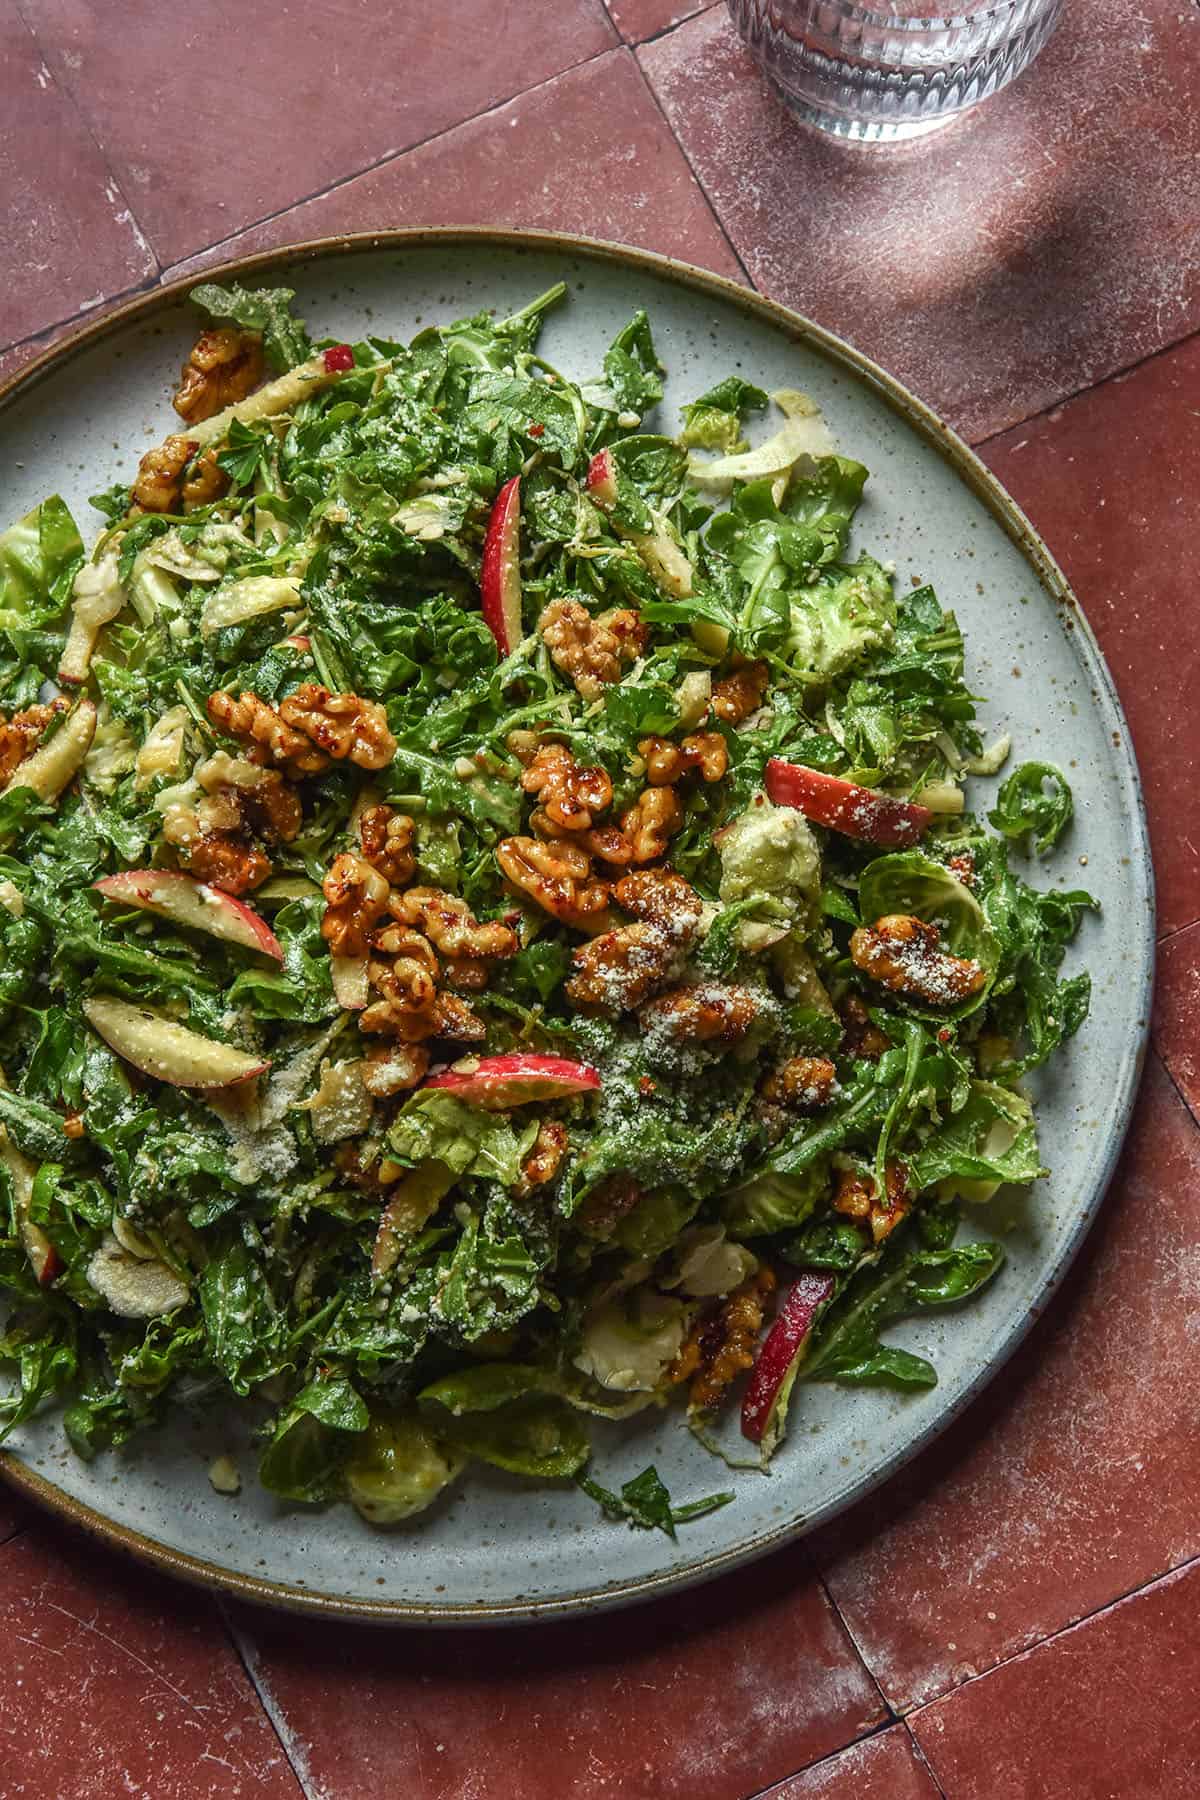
[
  {"left": 641, "top": 1, "right": 1200, "bottom": 442},
  {"left": 1154, "top": 922, "right": 1200, "bottom": 1123},
  {"left": 0, "top": 2, "right": 154, "bottom": 350},
  {"left": 166, "top": 50, "right": 742, "bottom": 284},
  {"left": 765, "top": 1725, "right": 940, "bottom": 1798},
  {"left": 0, "top": 1521, "right": 301, "bottom": 1799},
  {"left": 982, "top": 334, "right": 1200, "bottom": 935},
  {"left": 0, "top": 1482, "right": 30, "bottom": 1545},
  {"left": 811, "top": 1058, "right": 1200, "bottom": 1710},
  {"left": 23, "top": 0, "right": 616, "bottom": 269},
  {"left": 606, "top": 0, "right": 712, "bottom": 44},
  {"left": 911, "top": 1560, "right": 1200, "bottom": 1800},
  {"left": 233, "top": 1544, "right": 883, "bottom": 1800}
]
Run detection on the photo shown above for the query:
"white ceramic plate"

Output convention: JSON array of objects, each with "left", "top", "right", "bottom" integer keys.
[{"left": 0, "top": 232, "right": 1153, "bottom": 1622}]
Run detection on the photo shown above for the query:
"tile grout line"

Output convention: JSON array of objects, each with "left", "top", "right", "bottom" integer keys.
[
  {"left": 811, "top": 1047, "right": 1196, "bottom": 1721},
  {"left": 970, "top": 317, "right": 1200, "bottom": 453},
  {"left": 216, "top": 1598, "right": 319, "bottom": 1800},
  {"left": 907, "top": 1547, "right": 1200, "bottom": 1751},
  {"left": 629, "top": 38, "right": 756, "bottom": 290},
  {"left": 906, "top": 1720, "right": 951, "bottom": 1798},
  {"left": 12, "top": 0, "right": 161, "bottom": 285},
  {"left": 154, "top": 43, "right": 630, "bottom": 281}
]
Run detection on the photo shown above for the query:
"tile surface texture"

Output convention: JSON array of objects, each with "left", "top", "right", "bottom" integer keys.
[
  {"left": 911, "top": 1560, "right": 1200, "bottom": 1799},
  {"left": 766, "top": 1725, "right": 941, "bottom": 1798},
  {"left": 641, "top": 0, "right": 1200, "bottom": 441},
  {"left": 22, "top": 0, "right": 617, "bottom": 267},
  {"left": 166, "top": 50, "right": 742, "bottom": 283},
  {"left": 981, "top": 332, "right": 1200, "bottom": 934},
  {"left": 234, "top": 1545, "right": 884, "bottom": 1799},
  {"left": 0, "top": 2, "right": 154, "bottom": 348},
  {"left": 0, "top": 1524, "right": 302, "bottom": 1799},
  {"left": 0, "top": 4, "right": 1198, "bottom": 1794},
  {"left": 605, "top": 0, "right": 713, "bottom": 43},
  {"left": 812, "top": 1059, "right": 1200, "bottom": 1709},
  {"left": 1155, "top": 922, "right": 1200, "bottom": 1123}
]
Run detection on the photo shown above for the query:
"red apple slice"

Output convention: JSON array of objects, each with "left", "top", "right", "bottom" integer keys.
[
  {"left": 765, "top": 759, "right": 933, "bottom": 849},
  {"left": 94, "top": 870, "right": 283, "bottom": 961},
  {"left": 481, "top": 476, "right": 523, "bottom": 655},
  {"left": 0, "top": 1125, "right": 61, "bottom": 1286},
  {"left": 331, "top": 952, "right": 369, "bottom": 1011},
  {"left": 741, "top": 1270, "right": 835, "bottom": 1451},
  {"left": 423, "top": 1052, "right": 600, "bottom": 1110},
  {"left": 372, "top": 1160, "right": 457, "bottom": 1278},
  {"left": 586, "top": 448, "right": 693, "bottom": 600},
  {"left": 83, "top": 995, "right": 269, "bottom": 1089}
]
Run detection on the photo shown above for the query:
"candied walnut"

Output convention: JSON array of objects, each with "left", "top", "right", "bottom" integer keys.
[
  {"left": 181, "top": 448, "right": 229, "bottom": 509},
  {"left": 671, "top": 1267, "right": 777, "bottom": 1414},
  {"left": 521, "top": 743, "right": 612, "bottom": 832},
  {"left": 0, "top": 699, "right": 67, "bottom": 786},
  {"left": 174, "top": 327, "right": 265, "bottom": 425},
  {"left": 833, "top": 1159, "right": 912, "bottom": 1245},
  {"left": 207, "top": 689, "right": 329, "bottom": 777},
  {"left": 598, "top": 608, "right": 648, "bottom": 659},
  {"left": 278, "top": 684, "right": 397, "bottom": 772},
  {"left": 389, "top": 886, "right": 517, "bottom": 964},
  {"left": 131, "top": 434, "right": 199, "bottom": 514},
  {"left": 442, "top": 957, "right": 490, "bottom": 993},
  {"left": 515, "top": 1122, "right": 569, "bottom": 1198},
  {"left": 366, "top": 947, "right": 438, "bottom": 1015},
  {"left": 574, "top": 1175, "right": 642, "bottom": 1240},
  {"left": 637, "top": 732, "right": 728, "bottom": 787},
  {"left": 358, "top": 803, "right": 415, "bottom": 886},
  {"left": 614, "top": 868, "right": 705, "bottom": 939},
  {"left": 620, "top": 787, "right": 682, "bottom": 864},
  {"left": 761, "top": 1056, "right": 837, "bottom": 1111},
  {"left": 850, "top": 914, "right": 986, "bottom": 1006},
  {"left": 945, "top": 851, "right": 976, "bottom": 889},
  {"left": 496, "top": 836, "right": 611, "bottom": 932},
  {"left": 639, "top": 982, "right": 759, "bottom": 1045},
  {"left": 839, "top": 993, "right": 891, "bottom": 1062},
  {"left": 710, "top": 661, "right": 769, "bottom": 726},
  {"left": 195, "top": 753, "right": 302, "bottom": 843},
  {"left": 360, "top": 987, "right": 486, "bottom": 1043},
  {"left": 361, "top": 1044, "right": 430, "bottom": 1098},
  {"left": 565, "top": 919, "right": 680, "bottom": 1013},
  {"left": 179, "top": 829, "right": 270, "bottom": 894},
  {"left": 62, "top": 1112, "right": 85, "bottom": 1141},
  {"left": 321, "top": 853, "right": 390, "bottom": 957},
  {"left": 539, "top": 599, "right": 640, "bottom": 701}
]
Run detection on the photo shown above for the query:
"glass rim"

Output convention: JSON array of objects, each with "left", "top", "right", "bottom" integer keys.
[{"left": 780, "top": 0, "right": 1044, "bottom": 27}]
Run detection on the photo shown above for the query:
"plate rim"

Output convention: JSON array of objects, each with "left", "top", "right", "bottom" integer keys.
[{"left": 0, "top": 225, "right": 1155, "bottom": 1625}]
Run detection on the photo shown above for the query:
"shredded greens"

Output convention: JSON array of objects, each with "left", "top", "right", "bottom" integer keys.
[{"left": 0, "top": 282, "right": 1094, "bottom": 1528}]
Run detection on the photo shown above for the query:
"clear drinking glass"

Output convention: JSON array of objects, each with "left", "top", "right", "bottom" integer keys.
[{"left": 727, "top": 0, "right": 1063, "bottom": 142}]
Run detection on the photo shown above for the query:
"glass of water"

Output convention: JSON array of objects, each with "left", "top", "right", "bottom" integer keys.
[{"left": 727, "top": 0, "right": 1063, "bottom": 142}]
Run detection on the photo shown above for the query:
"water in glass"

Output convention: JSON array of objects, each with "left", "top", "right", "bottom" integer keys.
[{"left": 727, "top": 0, "right": 1063, "bottom": 142}]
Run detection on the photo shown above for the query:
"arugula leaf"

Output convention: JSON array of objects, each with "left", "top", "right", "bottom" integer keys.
[
  {"left": 190, "top": 281, "right": 311, "bottom": 373},
  {"left": 578, "top": 1464, "right": 734, "bottom": 1537},
  {"left": 988, "top": 760, "right": 1073, "bottom": 854},
  {"left": 601, "top": 310, "right": 664, "bottom": 416},
  {"left": 804, "top": 1212, "right": 1003, "bottom": 1389},
  {"left": 680, "top": 376, "right": 768, "bottom": 451},
  {"left": 259, "top": 1374, "right": 369, "bottom": 1503}
]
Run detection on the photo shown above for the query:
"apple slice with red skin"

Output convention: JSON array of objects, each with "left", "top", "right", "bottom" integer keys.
[
  {"left": 741, "top": 1270, "right": 836, "bottom": 1450},
  {"left": 765, "top": 758, "right": 933, "bottom": 850},
  {"left": 94, "top": 870, "right": 283, "bottom": 961},
  {"left": 0, "top": 1125, "right": 61, "bottom": 1286},
  {"left": 424, "top": 1053, "right": 600, "bottom": 1110},
  {"left": 481, "top": 476, "right": 523, "bottom": 656},
  {"left": 83, "top": 995, "right": 270, "bottom": 1089},
  {"left": 586, "top": 449, "right": 694, "bottom": 600}
]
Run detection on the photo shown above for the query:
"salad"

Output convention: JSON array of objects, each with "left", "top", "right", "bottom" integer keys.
[{"left": 0, "top": 280, "right": 1094, "bottom": 1531}]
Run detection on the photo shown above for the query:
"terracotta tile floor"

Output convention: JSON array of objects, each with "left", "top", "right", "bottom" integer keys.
[{"left": 1, "top": 2, "right": 1198, "bottom": 1793}]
